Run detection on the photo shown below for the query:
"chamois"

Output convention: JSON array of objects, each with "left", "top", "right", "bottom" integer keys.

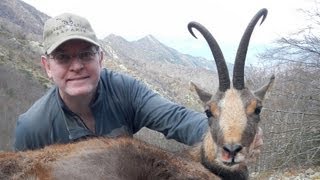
[
  {"left": 0, "top": 8, "right": 273, "bottom": 180},
  {"left": 0, "top": 137, "right": 218, "bottom": 179},
  {"left": 186, "top": 8, "right": 274, "bottom": 180}
]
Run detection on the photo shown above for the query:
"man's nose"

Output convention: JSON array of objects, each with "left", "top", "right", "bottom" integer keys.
[{"left": 69, "top": 56, "right": 84, "bottom": 70}]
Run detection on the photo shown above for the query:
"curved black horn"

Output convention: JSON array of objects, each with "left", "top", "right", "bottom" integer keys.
[
  {"left": 188, "top": 21, "right": 230, "bottom": 92},
  {"left": 233, "top": 8, "right": 268, "bottom": 90}
]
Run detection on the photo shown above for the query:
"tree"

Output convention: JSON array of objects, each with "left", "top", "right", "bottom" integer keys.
[{"left": 252, "top": 5, "right": 320, "bottom": 170}]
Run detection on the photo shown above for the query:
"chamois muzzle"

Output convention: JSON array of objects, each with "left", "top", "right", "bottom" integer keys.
[{"left": 223, "top": 144, "right": 243, "bottom": 164}]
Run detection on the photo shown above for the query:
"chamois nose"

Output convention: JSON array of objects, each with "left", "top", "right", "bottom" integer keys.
[{"left": 223, "top": 144, "right": 243, "bottom": 156}]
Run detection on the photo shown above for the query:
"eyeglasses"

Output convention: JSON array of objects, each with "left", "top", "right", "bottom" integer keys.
[{"left": 49, "top": 50, "right": 99, "bottom": 65}]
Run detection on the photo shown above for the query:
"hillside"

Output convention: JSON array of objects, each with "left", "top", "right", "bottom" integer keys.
[
  {"left": 0, "top": 0, "right": 50, "bottom": 150},
  {"left": 0, "top": 0, "right": 49, "bottom": 40}
]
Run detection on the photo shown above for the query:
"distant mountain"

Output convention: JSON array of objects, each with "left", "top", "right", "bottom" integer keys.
[
  {"left": 0, "top": 0, "right": 49, "bottom": 40},
  {"left": 103, "top": 34, "right": 215, "bottom": 70}
]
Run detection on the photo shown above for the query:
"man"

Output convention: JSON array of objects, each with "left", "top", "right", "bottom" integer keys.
[
  {"left": 14, "top": 13, "right": 262, "bottom": 153},
  {"left": 14, "top": 13, "right": 208, "bottom": 151}
]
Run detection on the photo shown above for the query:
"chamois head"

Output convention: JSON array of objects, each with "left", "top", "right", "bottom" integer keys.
[{"left": 188, "top": 8, "right": 274, "bottom": 175}]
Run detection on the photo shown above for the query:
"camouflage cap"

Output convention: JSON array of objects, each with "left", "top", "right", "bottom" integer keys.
[{"left": 43, "top": 13, "right": 100, "bottom": 54}]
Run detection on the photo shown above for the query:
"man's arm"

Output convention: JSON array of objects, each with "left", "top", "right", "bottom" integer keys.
[{"left": 127, "top": 78, "right": 208, "bottom": 145}]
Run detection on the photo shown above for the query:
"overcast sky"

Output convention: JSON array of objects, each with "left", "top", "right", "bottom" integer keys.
[{"left": 22, "top": 0, "right": 316, "bottom": 64}]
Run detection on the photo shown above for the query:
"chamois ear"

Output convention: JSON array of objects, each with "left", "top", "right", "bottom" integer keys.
[
  {"left": 190, "top": 81, "right": 212, "bottom": 103},
  {"left": 254, "top": 75, "right": 275, "bottom": 100}
]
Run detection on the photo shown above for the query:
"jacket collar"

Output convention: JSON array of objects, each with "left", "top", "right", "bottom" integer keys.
[{"left": 54, "top": 84, "right": 100, "bottom": 141}]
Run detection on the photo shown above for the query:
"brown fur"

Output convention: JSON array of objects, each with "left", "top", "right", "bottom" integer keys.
[
  {"left": 0, "top": 137, "right": 220, "bottom": 180},
  {"left": 210, "top": 103, "right": 220, "bottom": 117},
  {"left": 220, "top": 89, "right": 247, "bottom": 143},
  {"left": 246, "top": 100, "right": 257, "bottom": 115}
]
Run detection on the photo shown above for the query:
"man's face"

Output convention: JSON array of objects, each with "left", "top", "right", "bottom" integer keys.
[{"left": 42, "top": 39, "right": 103, "bottom": 99}]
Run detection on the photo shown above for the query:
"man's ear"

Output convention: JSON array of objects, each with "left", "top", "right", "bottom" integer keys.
[{"left": 41, "top": 55, "right": 52, "bottom": 79}]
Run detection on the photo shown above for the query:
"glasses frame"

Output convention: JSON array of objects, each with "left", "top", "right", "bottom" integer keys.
[{"left": 47, "top": 47, "right": 100, "bottom": 66}]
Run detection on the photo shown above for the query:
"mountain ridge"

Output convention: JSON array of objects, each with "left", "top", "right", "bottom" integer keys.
[{"left": 103, "top": 33, "right": 216, "bottom": 70}]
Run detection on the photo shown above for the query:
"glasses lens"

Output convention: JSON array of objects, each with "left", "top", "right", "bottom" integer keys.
[
  {"left": 79, "top": 51, "right": 97, "bottom": 62},
  {"left": 53, "top": 53, "right": 71, "bottom": 64}
]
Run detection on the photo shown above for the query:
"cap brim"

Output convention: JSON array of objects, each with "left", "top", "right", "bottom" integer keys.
[{"left": 46, "top": 35, "right": 100, "bottom": 54}]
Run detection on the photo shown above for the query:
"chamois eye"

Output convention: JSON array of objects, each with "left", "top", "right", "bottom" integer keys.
[
  {"left": 254, "top": 106, "right": 262, "bottom": 115},
  {"left": 205, "top": 109, "right": 213, "bottom": 118}
]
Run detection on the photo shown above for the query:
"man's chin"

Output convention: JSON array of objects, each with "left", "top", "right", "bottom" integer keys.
[{"left": 63, "top": 87, "right": 96, "bottom": 98}]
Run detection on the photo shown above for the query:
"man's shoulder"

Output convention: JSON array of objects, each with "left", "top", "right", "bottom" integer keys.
[
  {"left": 18, "top": 87, "right": 59, "bottom": 124},
  {"left": 15, "top": 87, "right": 60, "bottom": 151},
  {"left": 100, "top": 68, "right": 143, "bottom": 93},
  {"left": 100, "top": 68, "right": 136, "bottom": 84}
]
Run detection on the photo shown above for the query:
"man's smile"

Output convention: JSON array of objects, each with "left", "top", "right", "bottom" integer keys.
[{"left": 67, "top": 76, "right": 90, "bottom": 82}]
